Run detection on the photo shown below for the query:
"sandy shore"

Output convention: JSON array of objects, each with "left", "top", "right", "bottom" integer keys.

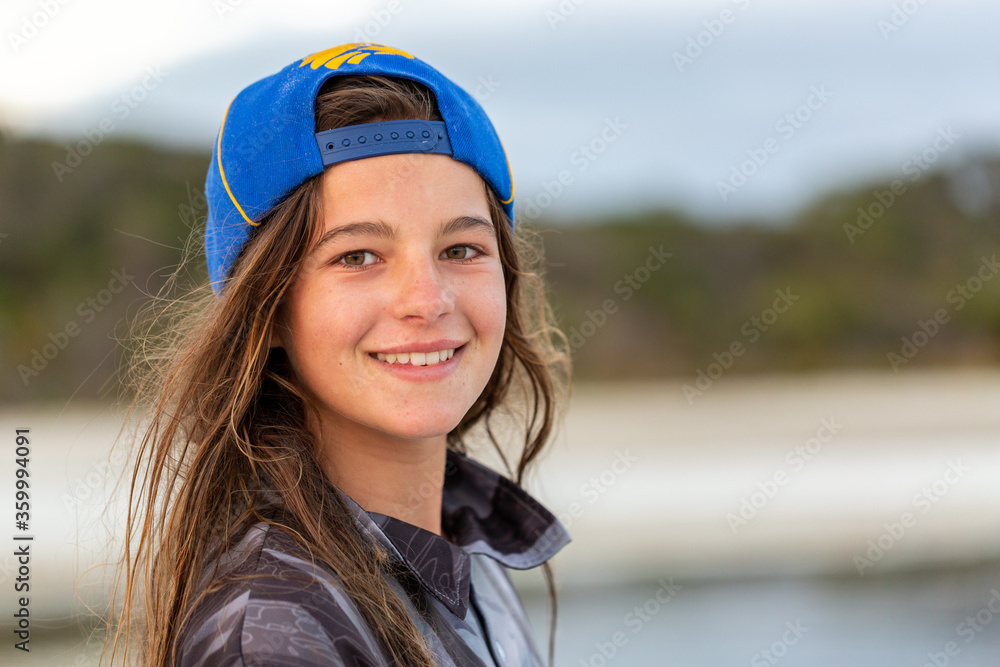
[{"left": 507, "top": 368, "right": 1000, "bottom": 588}]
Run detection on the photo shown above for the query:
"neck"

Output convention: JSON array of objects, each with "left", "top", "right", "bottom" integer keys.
[{"left": 311, "top": 415, "right": 448, "bottom": 537}]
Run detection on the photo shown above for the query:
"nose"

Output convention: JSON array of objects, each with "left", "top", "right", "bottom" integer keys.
[{"left": 390, "top": 251, "right": 455, "bottom": 322}]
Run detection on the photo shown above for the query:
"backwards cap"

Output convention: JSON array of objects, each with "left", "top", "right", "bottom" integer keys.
[{"left": 204, "top": 43, "right": 515, "bottom": 296}]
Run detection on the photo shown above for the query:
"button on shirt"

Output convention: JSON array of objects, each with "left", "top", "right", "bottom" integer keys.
[{"left": 176, "top": 448, "right": 572, "bottom": 666}]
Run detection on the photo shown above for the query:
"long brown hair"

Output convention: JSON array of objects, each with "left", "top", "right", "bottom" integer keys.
[{"left": 105, "top": 75, "right": 571, "bottom": 666}]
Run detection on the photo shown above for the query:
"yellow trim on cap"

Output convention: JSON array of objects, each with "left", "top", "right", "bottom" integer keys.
[
  {"left": 497, "top": 135, "right": 514, "bottom": 204},
  {"left": 217, "top": 99, "right": 259, "bottom": 227}
]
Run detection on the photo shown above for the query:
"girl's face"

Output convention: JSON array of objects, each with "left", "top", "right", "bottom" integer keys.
[{"left": 274, "top": 153, "right": 506, "bottom": 449}]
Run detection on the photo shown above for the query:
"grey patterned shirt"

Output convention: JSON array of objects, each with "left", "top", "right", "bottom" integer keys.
[{"left": 175, "top": 448, "right": 572, "bottom": 666}]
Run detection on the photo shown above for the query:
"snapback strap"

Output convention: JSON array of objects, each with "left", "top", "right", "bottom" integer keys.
[{"left": 315, "top": 119, "right": 453, "bottom": 166}]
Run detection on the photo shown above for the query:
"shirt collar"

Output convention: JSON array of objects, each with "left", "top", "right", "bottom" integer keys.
[{"left": 335, "top": 448, "right": 571, "bottom": 619}]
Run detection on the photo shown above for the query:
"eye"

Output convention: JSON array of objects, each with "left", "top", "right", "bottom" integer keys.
[
  {"left": 442, "top": 245, "right": 484, "bottom": 262},
  {"left": 335, "top": 250, "right": 379, "bottom": 270}
]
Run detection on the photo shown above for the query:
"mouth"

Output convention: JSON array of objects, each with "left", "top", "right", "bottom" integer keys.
[{"left": 368, "top": 344, "right": 465, "bottom": 367}]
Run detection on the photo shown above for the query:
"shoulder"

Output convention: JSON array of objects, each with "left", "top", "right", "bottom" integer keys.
[{"left": 175, "top": 521, "right": 389, "bottom": 667}]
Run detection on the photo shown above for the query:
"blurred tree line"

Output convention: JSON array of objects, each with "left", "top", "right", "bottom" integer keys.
[{"left": 2, "top": 135, "right": 1000, "bottom": 403}]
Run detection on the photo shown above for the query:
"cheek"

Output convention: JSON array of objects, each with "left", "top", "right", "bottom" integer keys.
[
  {"left": 474, "top": 272, "right": 508, "bottom": 341},
  {"left": 284, "top": 286, "right": 371, "bottom": 367}
]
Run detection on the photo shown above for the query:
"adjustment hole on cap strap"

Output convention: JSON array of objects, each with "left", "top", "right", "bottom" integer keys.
[
  {"left": 374, "top": 133, "right": 383, "bottom": 141},
  {"left": 422, "top": 130, "right": 430, "bottom": 138},
  {"left": 358, "top": 136, "right": 367, "bottom": 143},
  {"left": 390, "top": 131, "right": 399, "bottom": 139},
  {"left": 342, "top": 139, "right": 350, "bottom": 147},
  {"left": 406, "top": 130, "right": 415, "bottom": 138},
  {"left": 326, "top": 143, "right": 334, "bottom": 150}
]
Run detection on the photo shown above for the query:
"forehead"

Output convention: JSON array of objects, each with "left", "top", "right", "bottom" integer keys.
[{"left": 319, "top": 153, "right": 490, "bottom": 227}]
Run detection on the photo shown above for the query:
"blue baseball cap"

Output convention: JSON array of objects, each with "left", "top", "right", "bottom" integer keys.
[{"left": 204, "top": 43, "right": 515, "bottom": 296}]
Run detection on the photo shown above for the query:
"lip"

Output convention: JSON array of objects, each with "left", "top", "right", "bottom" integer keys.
[
  {"left": 370, "top": 339, "right": 467, "bottom": 355},
  {"left": 369, "top": 344, "right": 465, "bottom": 381}
]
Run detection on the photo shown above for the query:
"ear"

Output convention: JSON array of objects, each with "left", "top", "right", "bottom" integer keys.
[
  {"left": 268, "top": 327, "right": 284, "bottom": 349},
  {"left": 269, "top": 304, "right": 286, "bottom": 349}
]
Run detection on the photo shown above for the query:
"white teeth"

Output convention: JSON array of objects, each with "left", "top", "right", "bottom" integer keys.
[{"left": 375, "top": 348, "right": 456, "bottom": 366}]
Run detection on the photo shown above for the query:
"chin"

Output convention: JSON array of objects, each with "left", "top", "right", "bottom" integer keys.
[{"left": 390, "top": 419, "right": 462, "bottom": 441}]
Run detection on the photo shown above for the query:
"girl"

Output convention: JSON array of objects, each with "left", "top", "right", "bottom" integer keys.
[{"left": 109, "top": 43, "right": 572, "bottom": 666}]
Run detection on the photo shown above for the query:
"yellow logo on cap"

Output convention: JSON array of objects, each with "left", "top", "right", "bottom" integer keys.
[{"left": 300, "top": 43, "right": 414, "bottom": 70}]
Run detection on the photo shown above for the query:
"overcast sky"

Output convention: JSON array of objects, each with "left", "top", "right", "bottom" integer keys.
[{"left": 2, "top": 0, "right": 999, "bottom": 224}]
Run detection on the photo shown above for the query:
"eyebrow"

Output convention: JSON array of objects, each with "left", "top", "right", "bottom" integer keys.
[{"left": 313, "top": 215, "right": 495, "bottom": 252}]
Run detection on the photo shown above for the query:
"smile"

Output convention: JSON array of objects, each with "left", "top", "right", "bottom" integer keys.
[{"left": 372, "top": 347, "right": 458, "bottom": 366}]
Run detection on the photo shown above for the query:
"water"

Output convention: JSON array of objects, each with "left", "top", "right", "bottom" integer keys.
[{"left": 520, "top": 567, "right": 1000, "bottom": 667}]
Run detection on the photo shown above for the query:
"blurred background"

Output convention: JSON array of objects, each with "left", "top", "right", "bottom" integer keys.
[{"left": 2, "top": 0, "right": 1000, "bottom": 664}]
